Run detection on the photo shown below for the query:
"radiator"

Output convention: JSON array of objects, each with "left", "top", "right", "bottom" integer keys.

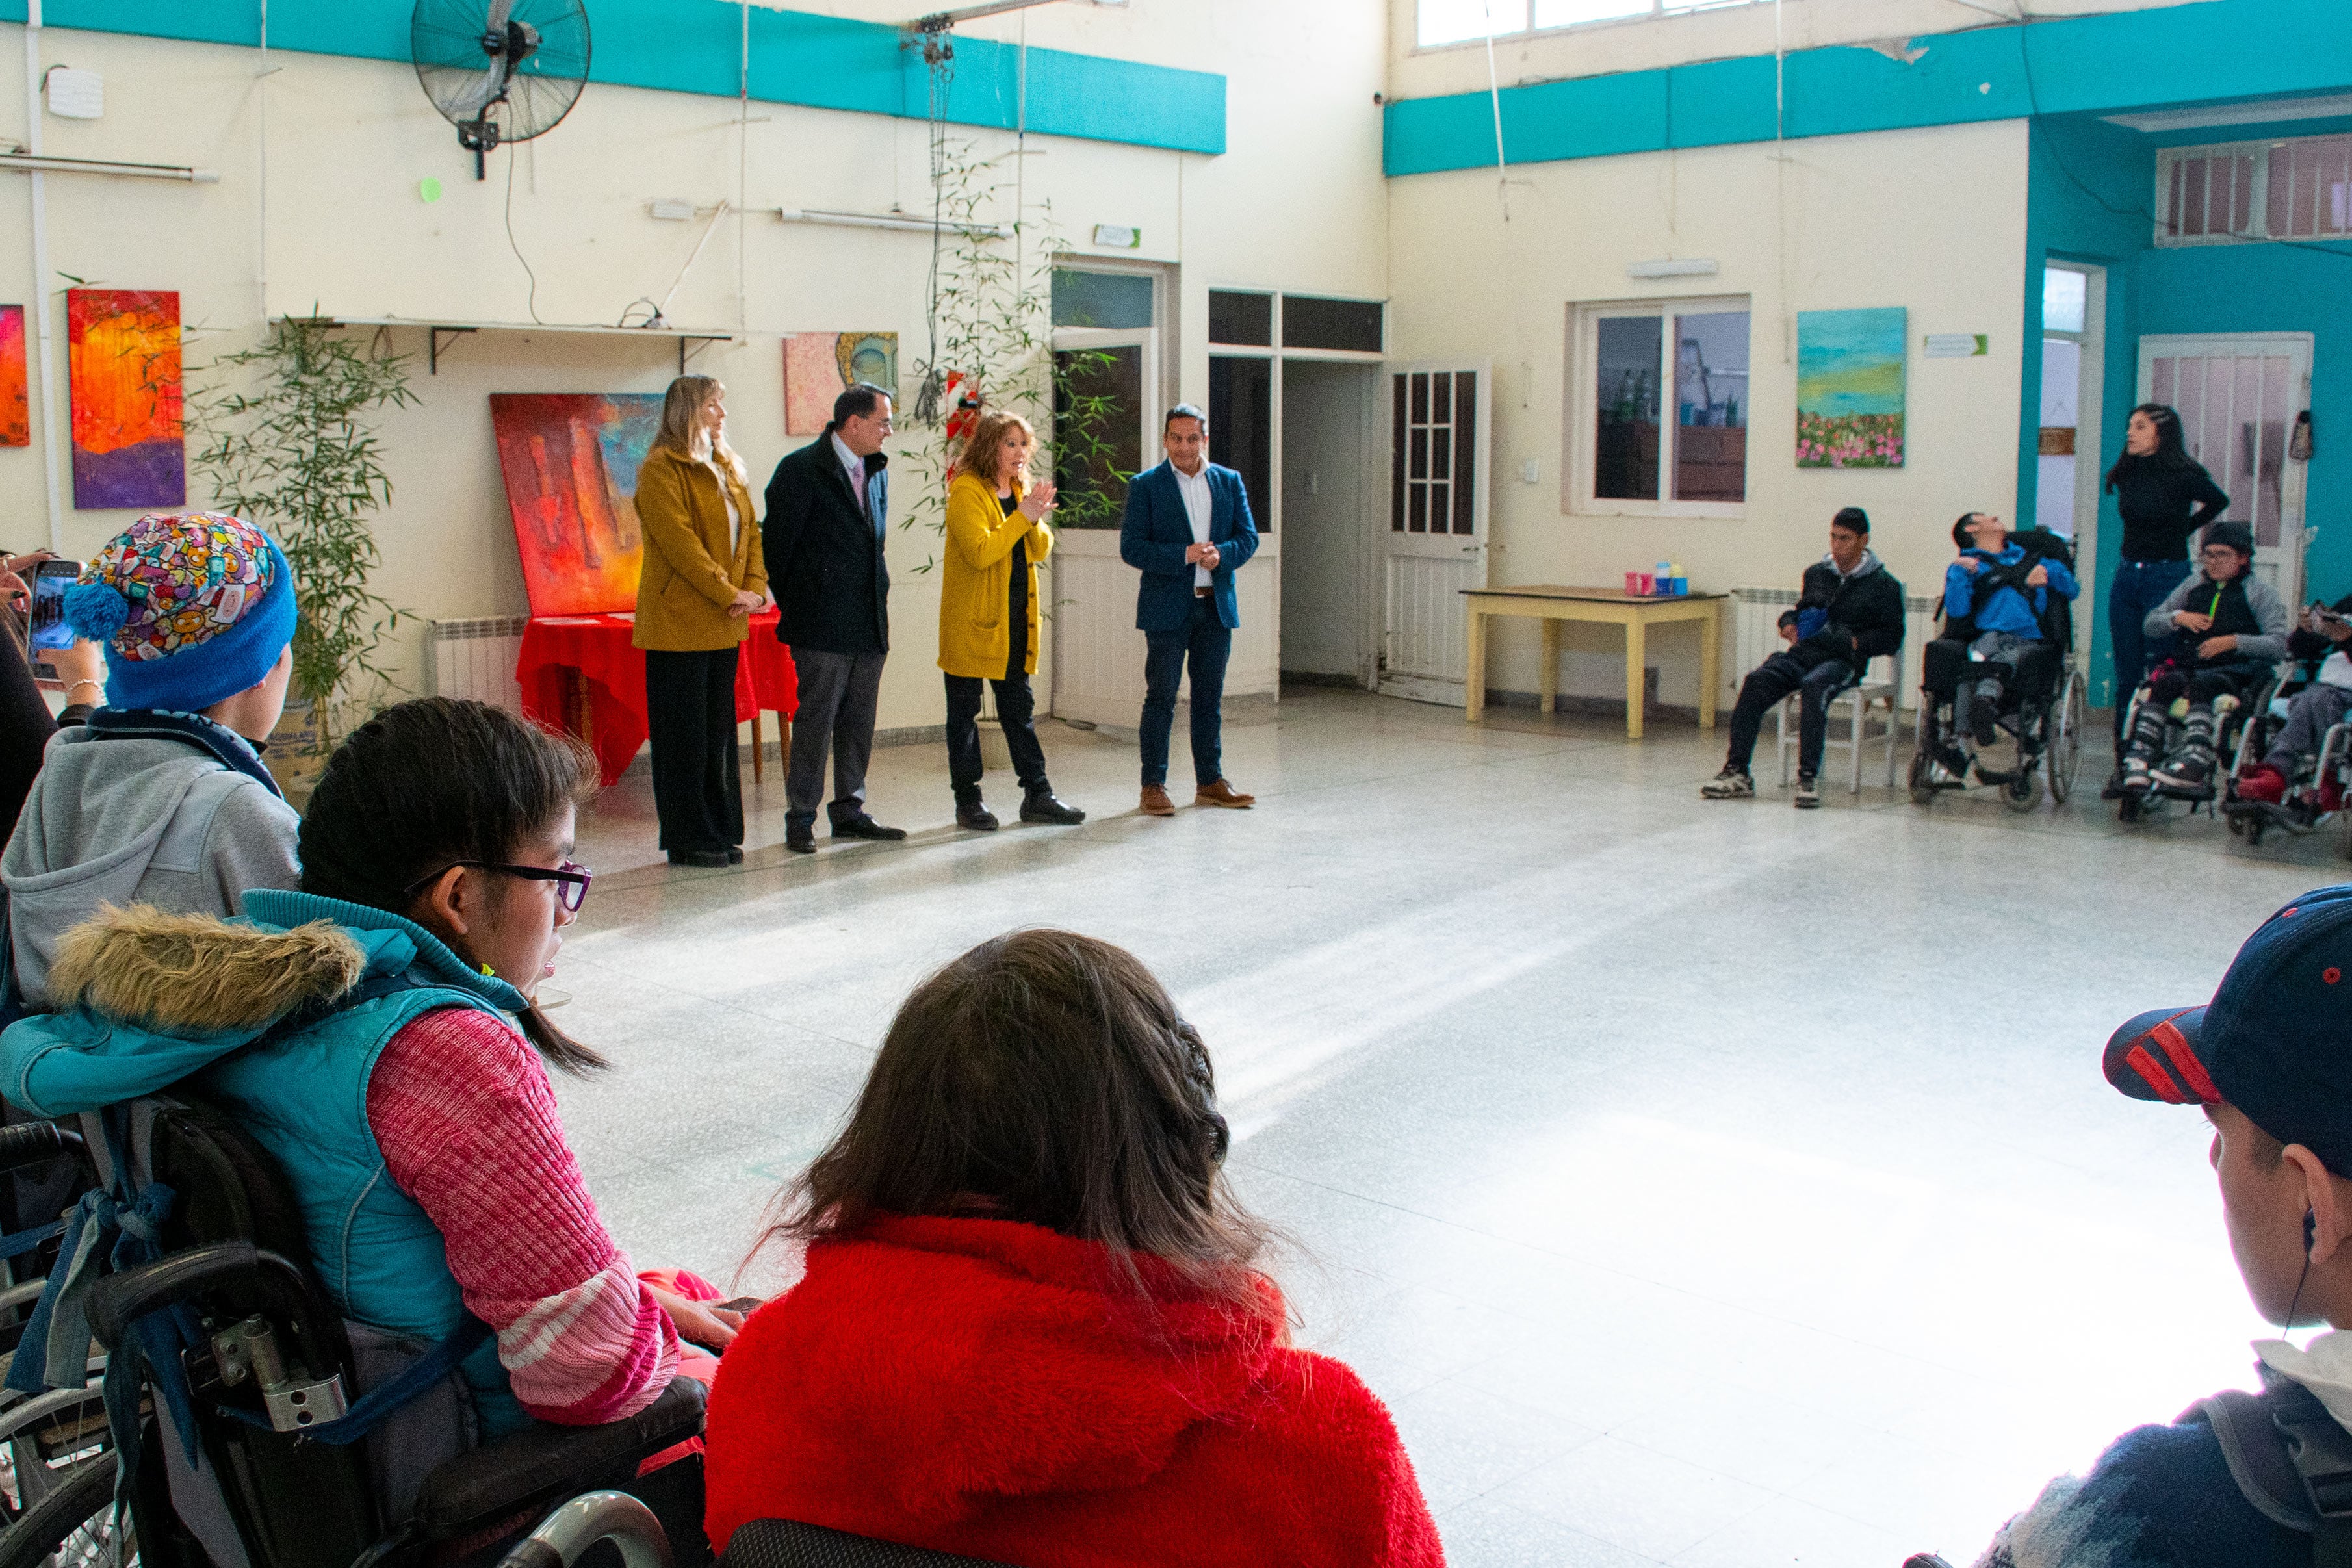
[
  {"left": 426, "top": 617, "right": 528, "bottom": 713},
  {"left": 1729, "top": 587, "right": 1942, "bottom": 711}
]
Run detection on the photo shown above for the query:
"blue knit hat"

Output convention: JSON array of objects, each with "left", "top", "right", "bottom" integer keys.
[{"left": 64, "top": 512, "right": 297, "bottom": 714}]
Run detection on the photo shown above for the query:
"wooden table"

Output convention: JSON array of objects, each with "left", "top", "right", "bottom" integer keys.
[{"left": 1461, "top": 585, "right": 1727, "bottom": 739}]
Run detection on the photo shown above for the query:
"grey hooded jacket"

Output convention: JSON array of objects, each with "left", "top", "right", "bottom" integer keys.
[{"left": 2143, "top": 569, "right": 2291, "bottom": 664}]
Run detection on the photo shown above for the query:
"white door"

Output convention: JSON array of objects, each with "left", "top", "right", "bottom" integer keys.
[
  {"left": 1050, "top": 330, "right": 1158, "bottom": 730},
  {"left": 1378, "top": 361, "right": 1490, "bottom": 705},
  {"left": 2138, "top": 333, "right": 2313, "bottom": 608}
]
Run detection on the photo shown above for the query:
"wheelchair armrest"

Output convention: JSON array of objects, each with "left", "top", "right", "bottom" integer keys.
[
  {"left": 0, "top": 1122, "right": 82, "bottom": 1177},
  {"left": 86, "top": 1242, "right": 311, "bottom": 1349},
  {"left": 411, "top": 1374, "right": 708, "bottom": 1540}
]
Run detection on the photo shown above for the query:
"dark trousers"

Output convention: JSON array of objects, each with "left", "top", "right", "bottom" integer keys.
[
  {"left": 1141, "top": 595, "right": 1232, "bottom": 788},
  {"left": 2110, "top": 558, "right": 2193, "bottom": 756},
  {"left": 643, "top": 647, "right": 742, "bottom": 855},
  {"left": 786, "top": 647, "right": 885, "bottom": 825},
  {"left": 944, "top": 646, "right": 1050, "bottom": 806},
  {"left": 2147, "top": 658, "right": 2263, "bottom": 710},
  {"left": 1725, "top": 649, "right": 1857, "bottom": 778}
]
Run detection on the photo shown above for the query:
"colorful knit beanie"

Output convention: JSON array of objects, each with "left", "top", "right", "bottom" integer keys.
[{"left": 64, "top": 511, "right": 297, "bottom": 713}]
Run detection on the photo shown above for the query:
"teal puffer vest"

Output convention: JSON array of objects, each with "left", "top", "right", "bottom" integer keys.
[{"left": 0, "top": 889, "right": 536, "bottom": 1437}]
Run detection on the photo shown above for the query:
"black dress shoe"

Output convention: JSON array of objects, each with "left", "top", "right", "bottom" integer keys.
[
  {"left": 725, "top": 846, "right": 744, "bottom": 864},
  {"left": 957, "top": 802, "right": 1000, "bottom": 832},
  {"left": 784, "top": 819, "right": 816, "bottom": 854},
  {"left": 1019, "top": 790, "right": 1086, "bottom": 825},
  {"left": 667, "top": 849, "right": 730, "bottom": 868},
  {"left": 831, "top": 814, "right": 907, "bottom": 842}
]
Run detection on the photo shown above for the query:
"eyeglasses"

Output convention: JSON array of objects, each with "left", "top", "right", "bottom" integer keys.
[{"left": 402, "top": 860, "right": 594, "bottom": 912}]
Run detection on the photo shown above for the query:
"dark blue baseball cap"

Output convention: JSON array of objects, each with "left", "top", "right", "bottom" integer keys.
[{"left": 2106, "top": 885, "right": 2352, "bottom": 1176}]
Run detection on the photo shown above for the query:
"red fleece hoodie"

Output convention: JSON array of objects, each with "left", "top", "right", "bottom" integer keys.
[{"left": 704, "top": 1215, "right": 1445, "bottom": 1567}]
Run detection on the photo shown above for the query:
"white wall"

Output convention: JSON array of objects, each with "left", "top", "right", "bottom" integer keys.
[
  {"left": 1385, "top": 119, "right": 2031, "bottom": 708},
  {"left": 1, "top": 0, "right": 1389, "bottom": 734}
]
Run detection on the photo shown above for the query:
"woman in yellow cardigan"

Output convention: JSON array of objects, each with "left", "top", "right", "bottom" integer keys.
[
  {"left": 633, "top": 375, "right": 767, "bottom": 867},
  {"left": 940, "top": 412, "right": 1085, "bottom": 830}
]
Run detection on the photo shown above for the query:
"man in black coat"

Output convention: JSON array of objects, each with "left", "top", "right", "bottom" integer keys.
[
  {"left": 1702, "top": 506, "right": 1906, "bottom": 808},
  {"left": 762, "top": 383, "right": 901, "bottom": 853}
]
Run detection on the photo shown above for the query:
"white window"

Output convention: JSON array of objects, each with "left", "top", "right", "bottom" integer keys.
[
  {"left": 1418, "top": 0, "right": 1756, "bottom": 48},
  {"left": 1568, "top": 298, "right": 1750, "bottom": 516},
  {"left": 2156, "top": 133, "right": 2352, "bottom": 246}
]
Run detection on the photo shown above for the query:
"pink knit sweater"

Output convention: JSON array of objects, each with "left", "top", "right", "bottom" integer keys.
[{"left": 364, "top": 1007, "right": 680, "bottom": 1425}]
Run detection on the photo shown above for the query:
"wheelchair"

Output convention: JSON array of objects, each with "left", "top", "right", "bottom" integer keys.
[
  {"left": 2219, "top": 675, "right": 2352, "bottom": 856},
  {"left": 498, "top": 1491, "right": 1012, "bottom": 1568},
  {"left": 2115, "top": 662, "right": 2288, "bottom": 824},
  {"left": 1907, "top": 638, "right": 2088, "bottom": 813},
  {"left": 0, "top": 1093, "right": 707, "bottom": 1568}
]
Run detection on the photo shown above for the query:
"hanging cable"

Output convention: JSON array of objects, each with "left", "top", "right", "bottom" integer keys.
[
  {"left": 914, "top": 30, "right": 958, "bottom": 426},
  {"left": 504, "top": 142, "right": 543, "bottom": 324}
]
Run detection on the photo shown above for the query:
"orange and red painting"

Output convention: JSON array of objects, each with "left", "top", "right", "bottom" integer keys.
[
  {"left": 66, "top": 289, "right": 184, "bottom": 509},
  {"left": 489, "top": 393, "right": 666, "bottom": 617},
  {"left": 0, "top": 307, "right": 27, "bottom": 448}
]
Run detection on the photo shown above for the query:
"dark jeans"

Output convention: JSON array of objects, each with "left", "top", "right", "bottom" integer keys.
[
  {"left": 786, "top": 647, "right": 886, "bottom": 826},
  {"left": 1725, "top": 649, "right": 1857, "bottom": 778},
  {"left": 2147, "top": 658, "right": 2263, "bottom": 710},
  {"left": 2110, "top": 558, "right": 2193, "bottom": 756},
  {"left": 944, "top": 669, "right": 1049, "bottom": 804},
  {"left": 1141, "top": 595, "right": 1232, "bottom": 788},
  {"left": 643, "top": 647, "right": 742, "bottom": 855}
]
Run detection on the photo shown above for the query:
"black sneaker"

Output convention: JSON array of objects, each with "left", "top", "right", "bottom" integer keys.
[
  {"left": 1700, "top": 767, "right": 1755, "bottom": 799},
  {"left": 784, "top": 818, "right": 816, "bottom": 854},
  {"left": 1794, "top": 774, "right": 1822, "bottom": 809},
  {"left": 1971, "top": 704, "right": 2001, "bottom": 748},
  {"left": 667, "top": 848, "right": 729, "bottom": 868},
  {"left": 957, "top": 802, "right": 1000, "bottom": 832},
  {"left": 725, "top": 846, "right": 744, "bottom": 864},
  {"left": 1020, "top": 789, "right": 1087, "bottom": 825},
  {"left": 831, "top": 813, "right": 908, "bottom": 842}
]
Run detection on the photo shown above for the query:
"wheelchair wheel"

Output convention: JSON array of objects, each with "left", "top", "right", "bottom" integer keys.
[
  {"left": 2047, "top": 671, "right": 2086, "bottom": 806},
  {"left": 1908, "top": 748, "right": 1937, "bottom": 806},
  {"left": 2003, "top": 769, "right": 2039, "bottom": 813},
  {"left": 0, "top": 1452, "right": 124, "bottom": 1568}
]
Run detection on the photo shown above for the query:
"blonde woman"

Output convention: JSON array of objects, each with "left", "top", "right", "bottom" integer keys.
[
  {"left": 939, "top": 412, "right": 1084, "bottom": 830},
  {"left": 632, "top": 375, "right": 766, "bottom": 867}
]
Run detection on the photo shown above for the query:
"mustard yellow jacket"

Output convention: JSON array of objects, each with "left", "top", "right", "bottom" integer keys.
[
  {"left": 632, "top": 446, "right": 768, "bottom": 652},
  {"left": 938, "top": 469, "right": 1053, "bottom": 680}
]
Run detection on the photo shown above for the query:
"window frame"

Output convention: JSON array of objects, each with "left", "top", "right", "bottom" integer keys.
[
  {"left": 2153, "top": 131, "right": 2352, "bottom": 248},
  {"left": 1415, "top": 0, "right": 1762, "bottom": 53},
  {"left": 1565, "top": 295, "right": 1751, "bottom": 521}
]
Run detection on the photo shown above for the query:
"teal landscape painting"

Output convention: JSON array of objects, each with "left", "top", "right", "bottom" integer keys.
[{"left": 1796, "top": 307, "right": 1906, "bottom": 468}]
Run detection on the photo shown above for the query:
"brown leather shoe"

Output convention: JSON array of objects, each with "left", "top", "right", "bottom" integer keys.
[
  {"left": 1195, "top": 779, "right": 1255, "bottom": 809},
  {"left": 1139, "top": 784, "right": 1176, "bottom": 816}
]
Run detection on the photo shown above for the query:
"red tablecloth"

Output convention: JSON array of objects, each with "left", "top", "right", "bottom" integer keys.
[{"left": 517, "top": 611, "right": 798, "bottom": 787}]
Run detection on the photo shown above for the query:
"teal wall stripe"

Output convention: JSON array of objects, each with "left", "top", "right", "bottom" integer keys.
[
  {"left": 1386, "top": 0, "right": 2351, "bottom": 177},
  {"left": 0, "top": 0, "right": 1224, "bottom": 155}
]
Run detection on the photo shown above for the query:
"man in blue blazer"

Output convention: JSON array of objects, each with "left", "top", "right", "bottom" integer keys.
[{"left": 1119, "top": 403, "right": 1261, "bottom": 816}]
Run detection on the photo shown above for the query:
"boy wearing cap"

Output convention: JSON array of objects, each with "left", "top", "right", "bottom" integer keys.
[
  {"left": 2124, "top": 521, "right": 2288, "bottom": 795},
  {"left": 2, "top": 512, "right": 300, "bottom": 1010},
  {"left": 1936, "top": 886, "right": 2352, "bottom": 1567}
]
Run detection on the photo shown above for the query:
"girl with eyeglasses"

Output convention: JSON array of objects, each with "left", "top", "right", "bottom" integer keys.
[{"left": 0, "top": 696, "right": 733, "bottom": 1523}]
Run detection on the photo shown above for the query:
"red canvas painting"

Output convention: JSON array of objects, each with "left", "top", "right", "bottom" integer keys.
[
  {"left": 0, "top": 307, "right": 27, "bottom": 447},
  {"left": 489, "top": 393, "right": 666, "bottom": 617},
  {"left": 66, "top": 289, "right": 185, "bottom": 508}
]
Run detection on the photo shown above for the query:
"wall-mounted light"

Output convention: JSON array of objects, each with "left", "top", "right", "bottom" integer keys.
[{"left": 1626, "top": 258, "right": 1720, "bottom": 280}]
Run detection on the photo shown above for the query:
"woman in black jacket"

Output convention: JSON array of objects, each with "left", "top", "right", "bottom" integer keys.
[{"left": 2104, "top": 404, "right": 2229, "bottom": 790}]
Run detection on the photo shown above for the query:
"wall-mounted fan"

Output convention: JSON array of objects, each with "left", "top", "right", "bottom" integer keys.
[{"left": 412, "top": 0, "right": 591, "bottom": 180}]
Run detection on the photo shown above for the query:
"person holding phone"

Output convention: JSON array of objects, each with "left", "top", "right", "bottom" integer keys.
[{"left": 2235, "top": 587, "right": 2352, "bottom": 812}]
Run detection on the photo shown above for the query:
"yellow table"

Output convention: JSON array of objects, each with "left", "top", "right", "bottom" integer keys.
[{"left": 1462, "top": 585, "right": 1727, "bottom": 739}]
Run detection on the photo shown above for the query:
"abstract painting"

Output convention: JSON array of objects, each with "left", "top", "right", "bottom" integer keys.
[
  {"left": 489, "top": 392, "right": 664, "bottom": 617},
  {"left": 1796, "top": 307, "right": 1906, "bottom": 469},
  {"left": 783, "top": 331, "right": 897, "bottom": 435},
  {"left": 68, "top": 289, "right": 184, "bottom": 507},
  {"left": 0, "top": 307, "right": 25, "bottom": 447}
]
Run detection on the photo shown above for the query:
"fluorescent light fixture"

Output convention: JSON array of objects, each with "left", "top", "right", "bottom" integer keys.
[
  {"left": 1626, "top": 257, "right": 1719, "bottom": 279},
  {"left": 774, "top": 207, "right": 1009, "bottom": 239},
  {"left": 0, "top": 152, "right": 217, "bottom": 182},
  {"left": 2102, "top": 93, "right": 2352, "bottom": 134}
]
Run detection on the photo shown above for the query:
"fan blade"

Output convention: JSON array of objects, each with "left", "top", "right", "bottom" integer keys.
[
  {"left": 486, "top": 0, "right": 515, "bottom": 35},
  {"left": 436, "top": 61, "right": 509, "bottom": 119}
]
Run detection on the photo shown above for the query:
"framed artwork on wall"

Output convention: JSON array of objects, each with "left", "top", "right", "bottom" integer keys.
[
  {"left": 0, "top": 307, "right": 26, "bottom": 447},
  {"left": 1796, "top": 307, "right": 1906, "bottom": 469},
  {"left": 67, "top": 288, "right": 185, "bottom": 507},
  {"left": 489, "top": 392, "right": 664, "bottom": 617},
  {"left": 783, "top": 331, "right": 897, "bottom": 436}
]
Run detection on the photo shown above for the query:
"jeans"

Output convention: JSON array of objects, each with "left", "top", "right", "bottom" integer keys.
[
  {"left": 643, "top": 647, "right": 742, "bottom": 854},
  {"left": 1954, "top": 631, "right": 2039, "bottom": 740},
  {"left": 1725, "top": 649, "right": 1857, "bottom": 779},
  {"left": 2264, "top": 684, "right": 2352, "bottom": 774},
  {"left": 1140, "top": 595, "right": 1232, "bottom": 788},
  {"left": 2110, "top": 558, "right": 2193, "bottom": 756},
  {"left": 944, "top": 669, "right": 1049, "bottom": 803},
  {"left": 786, "top": 647, "right": 886, "bottom": 825}
]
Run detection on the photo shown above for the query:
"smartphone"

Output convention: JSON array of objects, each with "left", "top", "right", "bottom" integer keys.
[{"left": 27, "top": 560, "right": 81, "bottom": 652}]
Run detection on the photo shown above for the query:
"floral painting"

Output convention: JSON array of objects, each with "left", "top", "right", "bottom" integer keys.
[
  {"left": 1796, "top": 307, "right": 1906, "bottom": 469},
  {"left": 783, "top": 331, "right": 897, "bottom": 436},
  {"left": 0, "top": 307, "right": 26, "bottom": 447},
  {"left": 67, "top": 289, "right": 185, "bottom": 507},
  {"left": 489, "top": 392, "right": 664, "bottom": 617}
]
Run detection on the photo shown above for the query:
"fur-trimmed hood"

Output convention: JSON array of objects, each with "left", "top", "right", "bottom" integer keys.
[{"left": 0, "top": 890, "right": 529, "bottom": 1118}]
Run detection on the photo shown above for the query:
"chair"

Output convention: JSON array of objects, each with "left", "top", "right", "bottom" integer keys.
[
  {"left": 1777, "top": 654, "right": 1902, "bottom": 793},
  {"left": 495, "top": 1494, "right": 1014, "bottom": 1568}
]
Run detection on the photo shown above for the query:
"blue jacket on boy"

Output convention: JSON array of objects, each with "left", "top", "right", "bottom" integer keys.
[{"left": 1943, "top": 544, "right": 2078, "bottom": 637}]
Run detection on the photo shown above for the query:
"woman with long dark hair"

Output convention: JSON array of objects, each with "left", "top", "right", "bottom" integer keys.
[
  {"left": 634, "top": 375, "right": 767, "bottom": 866},
  {"left": 704, "top": 929, "right": 1443, "bottom": 1567},
  {"left": 2103, "top": 403, "right": 2229, "bottom": 789}
]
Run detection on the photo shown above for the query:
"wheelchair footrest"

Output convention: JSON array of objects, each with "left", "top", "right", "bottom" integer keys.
[{"left": 412, "top": 1375, "right": 708, "bottom": 1541}]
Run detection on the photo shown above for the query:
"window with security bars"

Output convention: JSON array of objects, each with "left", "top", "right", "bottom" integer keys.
[
  {"left": 1392, "top": 370, "right": 1477, "bottom": 535},
  {"left": 2157, "top": 134, "right": 2352, "bottom": 246}
]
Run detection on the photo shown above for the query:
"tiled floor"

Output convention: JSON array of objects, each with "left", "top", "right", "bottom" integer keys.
[{"left": 551, "top": 687, "right": 2342, "bottom": 1565}]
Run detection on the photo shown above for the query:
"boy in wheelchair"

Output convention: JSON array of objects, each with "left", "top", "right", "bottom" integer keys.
[
  {"left": 2230, "top": 590, "right": 2352, "bottom": 824},
  {"left": 1924, "top": 513, "right": 2077, "bottom": 778},
  {"left": 2123, "top": 523, "right": 2289, "bottom": 797}
]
